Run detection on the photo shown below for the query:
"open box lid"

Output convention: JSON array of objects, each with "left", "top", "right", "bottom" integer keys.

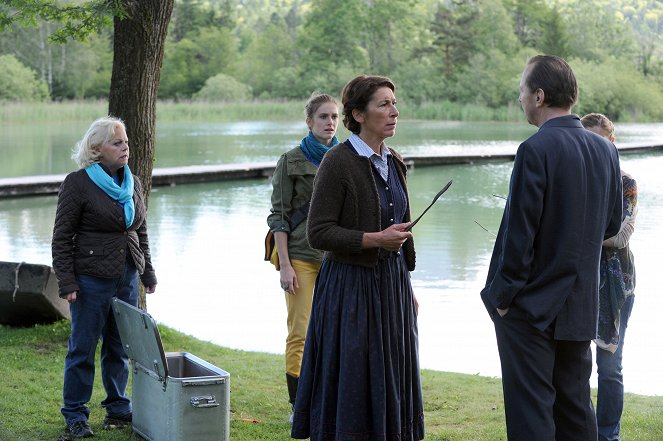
[{"left": 112, "top": 298, "right": 168, "bottom": 386}]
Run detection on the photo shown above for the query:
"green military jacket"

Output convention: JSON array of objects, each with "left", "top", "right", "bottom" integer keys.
[{"left": 267, "top": 146, "right": 323, "bottom": 263}]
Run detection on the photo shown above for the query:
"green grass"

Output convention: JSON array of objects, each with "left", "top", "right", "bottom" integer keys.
[
  {"left": 0, "top": 100, "right": 108, "bottom": 124},
  {"left": 1, "top": 321, "right": 662, "bottom": 441},
  {"left": 0, "top": 100, "right": 525, "bottom": 124}
]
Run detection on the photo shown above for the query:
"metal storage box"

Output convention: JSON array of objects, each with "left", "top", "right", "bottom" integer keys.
[
  {"left": 0, "top": 261, "right": 70, "bottom": 326},
  {"left": 112, "top": 298, "right": 230, "bottom": 441}
]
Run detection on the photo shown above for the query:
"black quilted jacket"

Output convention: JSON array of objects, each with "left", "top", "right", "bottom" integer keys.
[{"left": 51, "top": 167, "right": 157, "bottom": 296}]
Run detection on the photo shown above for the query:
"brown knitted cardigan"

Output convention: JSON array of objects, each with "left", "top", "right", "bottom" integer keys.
[{"left": 307, "top": 141, "right": 416, "bottom": 270}]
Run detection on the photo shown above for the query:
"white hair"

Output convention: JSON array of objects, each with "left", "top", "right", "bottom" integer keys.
[{"left": 71, "top": 116, "right": 126, "bottom": 169}]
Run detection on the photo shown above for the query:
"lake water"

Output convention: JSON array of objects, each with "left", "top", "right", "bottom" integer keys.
[{"left": 1, "top": 120, "right": 662, "bottom": 396}]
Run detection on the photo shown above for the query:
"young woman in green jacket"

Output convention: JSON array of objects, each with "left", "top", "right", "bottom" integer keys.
[{"left": 266, "top": 92, "right": 339, "bottom": 422}]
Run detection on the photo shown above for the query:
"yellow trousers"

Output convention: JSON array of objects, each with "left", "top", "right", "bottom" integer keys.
[{"left": 285, "top": 259, "right": 320, "bottom": 377}]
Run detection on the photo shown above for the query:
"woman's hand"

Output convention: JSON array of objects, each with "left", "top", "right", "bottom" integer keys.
[
  {"left": 362, "top": 222, "right": 413, "bottom": 251},
  {"left": 279, "top": 262, "right": 299, "bottom": 294},
  {"left": 64, "top": 291, "right": 77, "bottom": 304},
  {"left": 145, "top": 285, "right": 156, "bottom": 294}
]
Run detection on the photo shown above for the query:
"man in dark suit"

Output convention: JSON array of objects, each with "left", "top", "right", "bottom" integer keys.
[{"left": 481, "top": 55, "right": 622, "bottom": 441}]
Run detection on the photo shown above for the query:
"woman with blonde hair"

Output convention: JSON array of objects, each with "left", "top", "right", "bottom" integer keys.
[
  {"left": 582, "top": 112, "right": 637, "bottom": 441},
  {"left": 52, "top": 116, "right": 157, "bottom": 438},
  {"left": 267, "top": 93, "right": 340, "bottom": 422}
]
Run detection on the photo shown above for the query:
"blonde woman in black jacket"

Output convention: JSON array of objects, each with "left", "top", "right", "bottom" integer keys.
[{"left": 52, "top": 116, "right": 157, "bottom": 439}]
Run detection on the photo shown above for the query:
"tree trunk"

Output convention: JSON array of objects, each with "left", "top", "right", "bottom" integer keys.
[{"left": 108, "top": 0, "right": 174, "bottom": 310}]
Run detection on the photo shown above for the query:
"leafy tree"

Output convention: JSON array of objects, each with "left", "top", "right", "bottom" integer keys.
[
  {"left": 0, "top": 18, "right": 113, "bottom": 99},
  {"left": 171, "top": 0, "right": 202, "bottom": 42},
  {"left": 453, "top": 49, "right": 524, "bottom": 108},
  {"left": 297, "top": 0, "right": 368, "bottom": 74},
  {"left": 238, "top": 17, "right": 300, "bottom": 97},
  {"left": 430, "top": 0, "right": 480, "bottom": 80},
  {"left": 392, "top": 55, "right": 446, "bottom": 104},
  {"left": 0, "top": 0, "right": 114, "bottom": 43},
  {"left": 619, "top": 0, "right": 663, "bottom": 77},
  {"left": 539, "top": 7, "right": 571, "bottom": 58},
  {"left": 362, "top": 0, "right": 419, "bottom": 75},
  {"left": 170, "top": 0, "right": 236, "bottom": 42},
  {"left": 79, "top": 31, "right": 113, "bottom": 98},
  {"left": 471, "top": 0, "right": 518, "bottom": 55},
  {"left": 0, "top": 53, "right": 49, "bottom": 101},
  {"left": 503, "top": 0, "right": 549, "bottom": 49},
  {"left": 160, "top": 26, "right": 238, "bottom": 99},
  {"left": 50, "top": 33, "right": 112, "bottom": 99},
  {"left": 269, "top": 66, "right": 311, "bottom": 99},
  {"left": 561, "top": 0, "right": 635, "bottom": 61}
]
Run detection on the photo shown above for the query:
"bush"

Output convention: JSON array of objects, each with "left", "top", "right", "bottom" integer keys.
[
  {"left": 572, "top": 57, "right": 663, "bottom": 121},
  {"left": 0, "top": 55, "right": 49, "bottom": 101},
  {"left": 193, "top": 73, "right": 252, "bottom": 101}
]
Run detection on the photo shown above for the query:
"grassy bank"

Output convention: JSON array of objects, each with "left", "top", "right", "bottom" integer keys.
[
  {"left": 0, "top": 100, "right": 524, "bottom": 124},
  {"left": 1, "top": 321, "right": 662, "bottom": 441}
]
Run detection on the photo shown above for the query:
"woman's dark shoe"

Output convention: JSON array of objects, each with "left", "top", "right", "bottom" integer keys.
[
  {"left": 286, "top": 373, "right": 299, "bottom": 425},
  {"left": 103, "top": 413, "right": 132, "bottom": 430},
  {"left": 67, "top": 420, "right": 94, "bottom": 438}
]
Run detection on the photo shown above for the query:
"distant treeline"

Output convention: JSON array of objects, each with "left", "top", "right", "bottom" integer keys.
[{"left": 1, "top": 0, "right": 662, "bottom": 121}]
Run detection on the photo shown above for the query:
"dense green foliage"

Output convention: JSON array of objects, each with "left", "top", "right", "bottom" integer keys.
[
  {"left": 1, "top": 0, "right": 662, "bottom": 121},
  {"left": 0, "top": 54, "right": 48, "bottom": 101},
  {"left": 1, "top": 321, "right": 662, "bottom": 440}
]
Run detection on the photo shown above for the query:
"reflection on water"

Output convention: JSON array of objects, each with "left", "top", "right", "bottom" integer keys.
[
  {"left": 3, "top": 120, "right": 663, "bottom": 177},
  {"left": 2, "top": 152, "right": 662, "bottom": 395}
]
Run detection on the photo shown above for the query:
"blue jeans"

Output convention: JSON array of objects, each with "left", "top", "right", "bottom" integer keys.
[
  {"left": 596, "top": 295, "right": 635, "bottom": 441},
  {"left": 61, "top": 260, "right": 138, "bottom": 425}
]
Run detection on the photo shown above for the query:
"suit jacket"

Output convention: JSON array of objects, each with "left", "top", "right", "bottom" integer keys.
[{"left": 481, "top": 114, "right": 622, "bottom": 340}]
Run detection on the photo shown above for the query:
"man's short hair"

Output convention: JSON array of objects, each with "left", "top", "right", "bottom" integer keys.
[{"left": 525, "top": 55, "right": 578, "bottom": 109}]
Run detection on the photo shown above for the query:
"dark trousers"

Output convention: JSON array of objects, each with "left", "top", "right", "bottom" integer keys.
[{"left": 494, "top": 308, "right": 597, "bottom": 441}]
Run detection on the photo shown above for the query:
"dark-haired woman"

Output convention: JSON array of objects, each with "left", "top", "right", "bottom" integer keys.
[{"left": 291, "top": 76, "right": 424, "bottom": 441}]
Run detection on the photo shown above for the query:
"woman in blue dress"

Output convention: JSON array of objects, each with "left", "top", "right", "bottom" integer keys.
[{"left": 291, "top": 75, "right": 425, "bottom": 441}]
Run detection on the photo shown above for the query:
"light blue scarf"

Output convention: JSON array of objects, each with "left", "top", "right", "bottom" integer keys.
[
  {"left": 300, "top": 131, "right": 339, "bottom": 166},
  {"left": 85, "top": 163, "right": 135, "bottom": 228}
]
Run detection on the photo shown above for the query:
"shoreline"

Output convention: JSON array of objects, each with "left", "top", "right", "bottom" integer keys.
[{"left": 1, "top": 142, "right": 661, "bottom": 198}]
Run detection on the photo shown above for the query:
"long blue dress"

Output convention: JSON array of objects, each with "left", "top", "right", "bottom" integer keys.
[{"left": 291, "top": 157, "right": 425, "bottom": 441}]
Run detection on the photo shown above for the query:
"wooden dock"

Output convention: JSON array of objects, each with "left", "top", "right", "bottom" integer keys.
[{"left": 1, "top": 142, "right": 661, "bottom": 198}]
